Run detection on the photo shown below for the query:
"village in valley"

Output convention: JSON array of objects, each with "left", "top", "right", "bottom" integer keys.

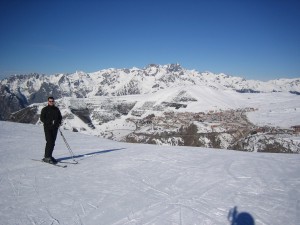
[{"left": 115, "top": 104, "right": 300, "bottom": 153}]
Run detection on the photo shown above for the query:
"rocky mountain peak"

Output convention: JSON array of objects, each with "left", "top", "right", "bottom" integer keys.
[{"left": 165, "top": 63, "right": 182, "bottom": 72}]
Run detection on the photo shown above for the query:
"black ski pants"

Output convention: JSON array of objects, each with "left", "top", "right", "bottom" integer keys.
[{"left": 44, "top": 126, "right": 58, "bottom": 158}]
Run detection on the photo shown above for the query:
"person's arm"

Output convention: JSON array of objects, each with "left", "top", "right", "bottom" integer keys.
[
  {"left": 58, "top": 109, "right": 62, "bottom": 126},
  {"left": 40, "top": 107, "right": 46, "bottom": 123}
]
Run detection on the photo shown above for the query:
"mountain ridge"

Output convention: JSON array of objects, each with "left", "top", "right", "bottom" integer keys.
[
  {"left": 1, "top": 63, "right": 300, "bottom": 104},
  {"left": 1, "top": 63, "right": 299, "bottom": 117},
  {"left": 1, "top": 64, "right": 300, "bottom": 153}
]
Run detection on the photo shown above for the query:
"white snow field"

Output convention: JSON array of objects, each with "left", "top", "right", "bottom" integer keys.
[{"left": 0, "top": 121, "right": 299, "bottom": 225}]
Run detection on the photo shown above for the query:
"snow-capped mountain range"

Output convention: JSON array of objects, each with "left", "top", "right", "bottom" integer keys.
[
  {"left": 1, "top": 63, "right": 300, "bottom": 106},
  {"left": 1, "top": 64, "right": 300, "bottom": 153}
]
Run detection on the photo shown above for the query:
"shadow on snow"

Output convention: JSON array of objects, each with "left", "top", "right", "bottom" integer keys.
[
  {"left": 57, "top": 148, "right": 126, "bottom": 161},
  {"left": 228, "top": 206, "right": 255, "bottom": 225}
]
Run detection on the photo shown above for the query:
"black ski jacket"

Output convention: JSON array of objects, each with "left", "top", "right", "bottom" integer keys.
[{"left": 40, "top": 105, "right": 62, "bottom": 128}]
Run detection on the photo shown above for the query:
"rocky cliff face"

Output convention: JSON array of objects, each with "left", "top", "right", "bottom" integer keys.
[{"left": 0, "top": 84, "right": 26, "bottom": 120}]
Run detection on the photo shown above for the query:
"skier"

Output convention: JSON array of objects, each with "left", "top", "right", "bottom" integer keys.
[{"left": 40, "top": 97, "right": 62, "bottom": 164}]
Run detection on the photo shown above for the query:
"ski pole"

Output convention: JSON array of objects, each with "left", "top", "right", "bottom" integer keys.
[{"left": 59, "top": 128, "right": 78, "bottom": 164}]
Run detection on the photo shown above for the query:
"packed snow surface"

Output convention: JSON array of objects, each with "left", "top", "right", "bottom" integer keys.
[
  {"left": 245, "top": 92, "right": 300, "bottom": 128},
  {"left": 0, "top": 121, "right": 299, "bottom": 225}
]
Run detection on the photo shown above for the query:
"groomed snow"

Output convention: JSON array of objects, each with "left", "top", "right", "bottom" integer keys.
[
  {"left": 0, "top": 121, "right": 299, "bottom": 225},
  {"left": 245, "top": 92, "right": 300, "bottom": 128}
]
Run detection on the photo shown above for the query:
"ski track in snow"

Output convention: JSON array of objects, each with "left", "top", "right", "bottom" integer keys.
[{"left": 0, "top": 121, "right": 299, "bottom": 225}]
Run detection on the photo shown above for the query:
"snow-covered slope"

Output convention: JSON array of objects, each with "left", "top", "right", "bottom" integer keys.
[{"left": 0, "top": 121, "right": 299, "bottom": 225}]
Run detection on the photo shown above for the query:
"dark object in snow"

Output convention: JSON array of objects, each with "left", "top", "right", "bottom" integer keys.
[
  {"left": 31, "top": 159, "right": 67, "bottom": 168},
  {"left": 228, "top": 206, "right": 255, "bottom": 225}
]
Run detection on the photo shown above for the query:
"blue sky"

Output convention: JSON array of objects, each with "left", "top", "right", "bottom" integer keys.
[{"left": 0, "top": 0, "right": 299, "bottom": 80}]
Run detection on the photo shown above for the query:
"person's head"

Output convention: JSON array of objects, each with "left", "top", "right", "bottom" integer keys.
[{"left": 48, "top": 97, "right": 55, "bottom": 106}]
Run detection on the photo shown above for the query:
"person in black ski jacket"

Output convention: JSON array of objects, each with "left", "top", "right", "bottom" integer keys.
[{"left": 40, "top": 97, "right": 62, "bottom": 164}]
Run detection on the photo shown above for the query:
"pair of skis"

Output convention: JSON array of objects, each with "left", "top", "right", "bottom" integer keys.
[{"left": 31, "top": 159, "right": 78, "bottom": 168}]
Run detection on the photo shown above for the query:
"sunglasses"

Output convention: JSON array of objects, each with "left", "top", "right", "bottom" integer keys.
[{"left": 48, "top": 100, "right": 54, "bottom": 102}]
